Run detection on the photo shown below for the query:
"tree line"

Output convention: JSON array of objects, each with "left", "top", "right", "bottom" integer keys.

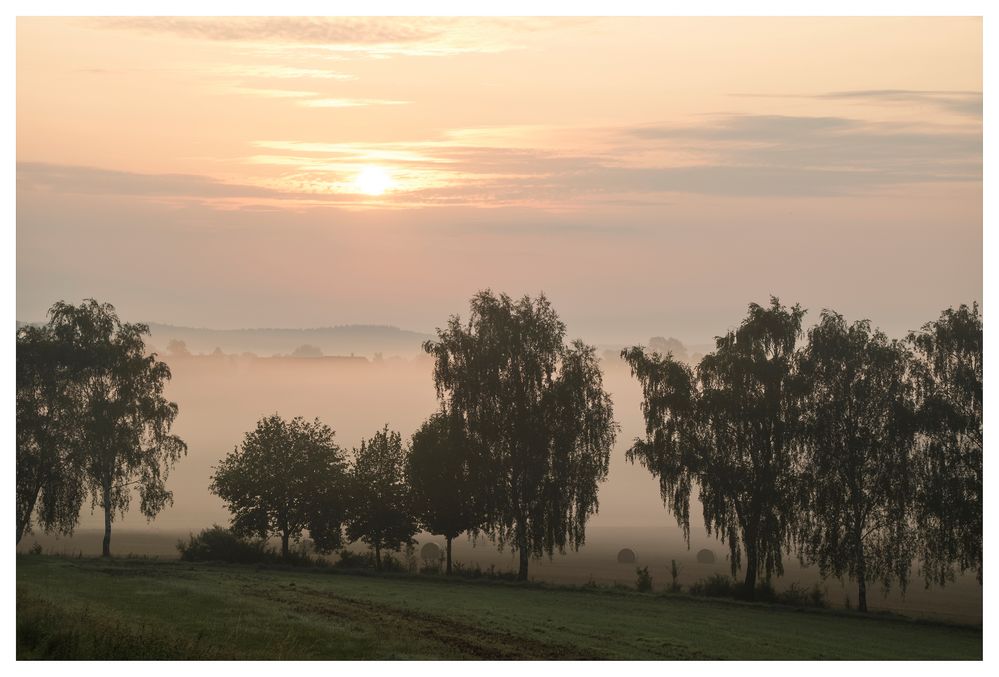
[
  {"left": 16, "top": 293, "right": 981, "bottom": 613},
  {"left": 622, "top": 298, "right": 981, "bottom": 611}
]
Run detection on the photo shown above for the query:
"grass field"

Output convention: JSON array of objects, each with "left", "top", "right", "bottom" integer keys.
[{"left": 16, "top": 555, "right": 981, "bottom": 660}]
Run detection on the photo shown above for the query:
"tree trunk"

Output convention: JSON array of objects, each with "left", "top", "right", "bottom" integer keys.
[
  {"left": 281, "top": 531, "right": 290, "bottom": 560},
  {"left": 16, "top": 483, "right": 41, "bottom": 545},
  {"left": 101, "top": 483, "right": 112, "bottom": 558},
  {"left": 742, "top": 530, "right": 758, "bottom": 598},
  {"left": 856, "top": 535, "right": 868, "bottom": 612},
  {"left": 517, "top": 521, "right": 530, "bottom": 582},
  {"left": 374, "top": 543, "right": 382, "bottom": 571},
  {"left": 446, "top": 535, "right": 453, "bottom": 576}
]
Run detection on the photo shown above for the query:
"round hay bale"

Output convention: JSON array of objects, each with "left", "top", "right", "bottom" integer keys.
[
  {"left": 420, "top": 542, "right": 441, "bottom": 564},
  {"left": 617, "top": 548, "right": 636, "bottom": 564},
  {"left": 696, "top": 548, "right": 715, "bottom": 564}
]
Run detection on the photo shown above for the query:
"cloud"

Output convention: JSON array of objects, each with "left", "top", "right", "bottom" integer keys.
[
  {"left": 17, "top": 162, "right": 290, "bottom": 200},
  {"left": 299, "top": 98, "right": 409, "bottom": 108},
  {"left": 624, "top": 115, "right": 981, "bottom": 182},
  {"left": 818, "top": 89, "right": 983, "bottom": 118},
  {"left": 83, "top": 17, "right": 544, "bottom": 58},
  {"left": 734, "top": 89, "right": 983, "bottom": 119},
  {"left": 213, "top": 65, "right": 356, "bottom": 80},
  {"left": 248, "top": 113, "right": 980, "bottom": 204},
  {"left": 88, "top": 17, "right": 441, "bottom": 45},
  {"left": 226, "top": 87, "right": 320, "bottom": 99}
]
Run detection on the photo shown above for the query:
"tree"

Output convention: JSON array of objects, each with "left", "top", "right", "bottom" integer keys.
[
  {"left": 211, "top": 414, "right": 348, "bottom": 559},
  {"left": 407, "top": 411, "right": 480, "bottom": 574},
  {"left": 424, "top": 291, "right": 617, "bottom": 581},
  {"left": 46, "top": 300, "right": 187, "bottom": 557},
  {"left": 796, "top": 311, "right": 917, "bottom": 612},
  {"left": 166, "top": 339, "right": 191, "bottom": 357},
  {"left": 16, "top": 321, "right": 86, "bottom": 544},
  {"left": 908, "top": 303, "right": 982, "bottom": 585},
  {"left": 623, "top": 297, "right": 804, "bottom": 594},
  {"left": 345, "top": 425, "right": 418, "bottom": 569}
]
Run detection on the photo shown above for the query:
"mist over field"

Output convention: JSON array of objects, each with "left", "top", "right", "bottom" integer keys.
[{"left": 17, "top": 327, "right": 981, "bottom": 623}]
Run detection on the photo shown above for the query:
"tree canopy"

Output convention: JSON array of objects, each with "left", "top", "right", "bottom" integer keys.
[
  {"left": 796, "top": 311, "right": 917, "bottom": 611},
  {"left": 16, "top": 321, "right": 86, "bottom": 544},
  {"left": 407, "top": 410, "right": 481, "bottom": 574},
  {"left": 211, "top": 414, "right": 348, "bottom": 558},
  {"left": 424, "top": 291, "right": 617, "bottom": 580},
  {"left": 345, "top": 425, "right": 418, "bottom": 569},
  {"left": 624, "top": 297, "right": 804, "bottom": 592},
  {"left": 908, "top": 303, "right": 982, "bottom": 585}
]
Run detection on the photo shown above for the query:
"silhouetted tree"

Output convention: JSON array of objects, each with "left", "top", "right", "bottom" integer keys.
[
  {"left": 345, "top": 425, "right": 417, "bottom": 569},
  {"left": 649, "top": 336, "right": 689, "bottom": 363},
  {"left": 46, "top": 300, "right": 187, "bottom": 557},
  {"left": 407, "top": 411, "right": 480, "bottom": 574},
  {"left": 796, "top": 312, "right": 917, "bottom": 612},
  {"left": 424, "top": 291, "right": 617, "bottom": 581},
  {"left": 624, "top": 298, "right": 804, "bottom": 595},
  {"left": 211, "top": 414, "right": 348, "bottom": 559},
  {"left": 166, "top": 339, "right": 191, "bottom": 357},
  {"left": 908, "top": 303, "right": 982, "bottom": 585},
  {"left": 16, "top": 321, "right": 86, "bottom": 544}
]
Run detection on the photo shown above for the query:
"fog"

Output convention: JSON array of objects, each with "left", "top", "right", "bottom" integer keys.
[
  {"left": 70, "top": 351, "right": 677, "bottom": 535},
  {"left": 26, "top": 343, "right": 981, "bottom": 623}
]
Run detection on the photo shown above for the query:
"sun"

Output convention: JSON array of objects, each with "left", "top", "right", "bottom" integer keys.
[{"left": 354, "top": 165, "right": 394, "bottom": 196}]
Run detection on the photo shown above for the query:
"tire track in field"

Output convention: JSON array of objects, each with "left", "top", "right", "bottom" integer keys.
[{"left": 247, "top": 584, "right": 602, "bottom": 659}]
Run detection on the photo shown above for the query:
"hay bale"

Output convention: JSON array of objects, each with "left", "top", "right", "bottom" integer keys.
[
  {"left": 420, "top": 542, "right": 441, "bottom": 564},
  {"left": 696, "top": 548, "right": 715, "bottom": 564},
  {"left": 617, "top": 548, "right": 636, "bottom": 564}
]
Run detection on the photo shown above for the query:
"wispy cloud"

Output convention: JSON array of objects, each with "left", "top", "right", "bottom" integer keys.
[
  {"left": 19, "top": 109, "right": 982, "bottom": 211},
  {"left": 299, "top": 98, "right": 409, "bottom": 108},
  {"left": 88, "top": 17, "right": 442, "bottom": 46},
  {"left": 226, "top": 87, "right": 320, "bottom": 99},
  {"left": 212, "top": 64, "right": 356, "bottom": 80},
  {"left": 734, "top": 89, "right": 983, "bottom": 119},
  {"left": 242, "top": 113, "right": 981, "bottom": 206},
  {"left": 83, "top": 17, "right": 551, "bottom": 58},
  {"left": 16, "top": 162, "right": 289, "bottom": 200}
]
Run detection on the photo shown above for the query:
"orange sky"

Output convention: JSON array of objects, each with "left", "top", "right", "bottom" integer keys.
[{"left": 16, "top": 17, "right": 982, "bottom": 343}]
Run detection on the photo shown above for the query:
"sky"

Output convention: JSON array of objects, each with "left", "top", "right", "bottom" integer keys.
[{"left": 16, "top": 16, "right": 982, "bottom": 345}]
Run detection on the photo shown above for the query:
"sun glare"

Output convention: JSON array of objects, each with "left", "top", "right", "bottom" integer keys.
[{"left": 354, "top": 166, "right": 394, "bottom": 196}]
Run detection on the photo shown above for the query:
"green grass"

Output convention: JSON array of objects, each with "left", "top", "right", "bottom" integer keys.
[{"left": 16, "top": 555, "right": 981, "bottom": 660}]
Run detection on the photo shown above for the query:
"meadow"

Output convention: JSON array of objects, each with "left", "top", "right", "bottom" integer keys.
[{"left": 16, "top": 555, "right": 981, "bottom": 660}]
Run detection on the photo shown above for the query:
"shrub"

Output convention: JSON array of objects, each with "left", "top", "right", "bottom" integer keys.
[
  {"left": 380, "top": 552, "right": 405, "bottom": 573},
  {"left": 176, "top": 526, "right": 276, "bottom": 564},
  {"left": 689, "top": 573, "right": 735, "bottom": 597},
  {"left": 448, "top": 562, "right": 520, "bottom": 582},
  {"left": 635, "top": 566, "right": 653, "bottom": 592},
  {"left": 777, "top": 582, "right": 827, "bottom": 608},
  {"left": 28, "top": 542, "right": 42, "bottom": 556},
  {"left": 334, "top": 550, "right": 376, "bottom": 569},
  {"left": 669, "top": 559, "right": 682, "bottom": 593}
]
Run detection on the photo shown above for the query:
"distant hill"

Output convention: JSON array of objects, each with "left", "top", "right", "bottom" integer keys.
[{"left": 17, "top": 320, "right": 431, "bottom": 358}]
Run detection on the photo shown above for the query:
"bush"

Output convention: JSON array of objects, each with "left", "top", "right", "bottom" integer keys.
[
  {"left": 668, "top": 559, "right": 682, "bottom": 593},
  {"left": 777, "top": 582, "right": 828, "bottom": 608},
  {"left": 380, "top": 552, "right": 405, "bottom": 573},
  {"left": 334, "top": 550, "right": 376, "bottom": 569},
  {"left": 448, "top": 562, "right": 520, "bottom": 581},
  {"left": 176, "top": 526, "right": 276, "bottom": 564},
  {"left": 689, "top": 573, "right": 735, "bottom": 597},
  {"left": 689, "top": 574, "right": 827, "bottom": 608},
  {"left": 635, "top": 566, "right": 653, "bottom": 592}
]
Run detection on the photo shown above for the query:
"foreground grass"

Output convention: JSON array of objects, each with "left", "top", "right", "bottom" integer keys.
[{"left": 16, "top": 555, "right": 981, "bottom": 660}]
